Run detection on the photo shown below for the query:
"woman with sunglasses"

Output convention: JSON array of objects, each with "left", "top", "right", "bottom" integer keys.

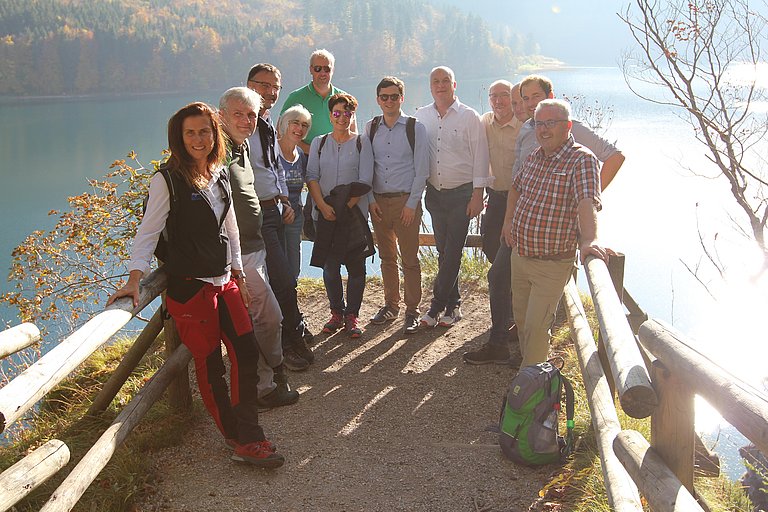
[
  {"left": 306, "top": 93, "right": 374, "bottom": 338},
  {"left": 107, "top": 102, "right": 284, "bottom": 468}
]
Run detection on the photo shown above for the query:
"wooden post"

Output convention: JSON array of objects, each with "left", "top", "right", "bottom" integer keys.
[
  {"left": 622, "top": 289, "right": 649, "bottom": 335},
  {"left": 583, "top": 256, "right": 658, "bottom": 418},
  {"left": 613, "top": 430, "right": 705, "bottom": 512},
  {"left": 39, "top": 345, "right": 192, "bottom": 512},
  {"left": 0, "top": 323, "right": 40, "bottom": 359},
  {"left": 650, "top": 359, "right": 695, "bottom": 492},
  {"left": 639, "top": 319, "right": 768, "bottom": 456},
  {"left": 163, "top": 294, "right": 191, "bottom": 412},
  {"left": 0, "top": 268, "right": 167, "bottom": 433},
  {"left": 563, "top": 280, "right": 643, "bottom": 512},
  {"left": 88, "top": 308, "right": 164, "bottom": 415},
  {"left": 0, "top": 439, "right": 70, "bottom": 511}
]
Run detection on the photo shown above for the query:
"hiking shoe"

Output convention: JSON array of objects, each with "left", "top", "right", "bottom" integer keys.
[
  {"left": 302, "top": 325, "right": 315, "bottom": 345},
  {"left": 463, "top": 342, "right": 511, "bottom": 365},
  {"left": 231, "top": 440, "right": 284, "bottom": 468},
  {"left": 323, "top": 310, "right": 344, "bottom": 333},
  {"left": 345, "top": 314, "right": 362, "bottom": 338},
  {"left": 283, "top": 346, "right": 310, "bottom": 371},
  {"left": 420, "top": 311, "right": 439, "bottom": 328},
  {"left": 370, "top": 305, "right": 398, "bottom": 324},
  {"left": 226, "top": 438, "right": 277, "bottom": 451},
  {"left": 293, "top": 337, "right": 315, "bottom": 364},
  {"left": 256, "top": 384, "right": 300, "bottom": 410},
  {"left": 403, "top": 314, "right": 419, "bottom": 334},
  {"left": 438, "top": 307, "right": 462, "bottom": 327},
  {"left": 509, "top": 323, "right": 519, "bottom": 342}
]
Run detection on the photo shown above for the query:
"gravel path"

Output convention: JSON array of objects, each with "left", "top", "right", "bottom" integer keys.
[{"left": 138, "top": 281, "right": 554, "bottom": 511}]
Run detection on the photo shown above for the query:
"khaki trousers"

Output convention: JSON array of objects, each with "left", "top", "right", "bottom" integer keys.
[
  {"left": 510, "top": 250, "right": 575, "bottom": 368},
  {"left": 371, "top": 194, "right": 422, "bottom": 315}
]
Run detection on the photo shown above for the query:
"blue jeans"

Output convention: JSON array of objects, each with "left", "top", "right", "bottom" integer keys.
[
  {"left": 424, "top": 182, "right": 473, "bottom": 315},
  {"left": 282, "top": 208, "right": 304, "bottom": 281},
  {"left": 323, "top": 255, "right": 366, "bottom": 317},
  {"left": 487, "top": 243, "right": 515, "bottom": 347}
]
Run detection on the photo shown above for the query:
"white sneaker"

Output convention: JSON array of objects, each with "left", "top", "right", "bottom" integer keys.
[
  {"left": 438, "top": 307, "right": 462, "bottom": 327},
  {"left": 420, "top": 312, "right": 438, "bottom": 328}
]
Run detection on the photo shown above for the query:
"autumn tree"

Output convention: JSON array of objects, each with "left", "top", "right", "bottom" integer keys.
[{"left": 620, "top": 0, "right": 768, "bottom": 282}]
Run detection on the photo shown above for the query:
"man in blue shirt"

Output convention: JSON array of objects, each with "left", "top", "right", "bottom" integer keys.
[{"left": 366, "top": 76, "right": 430, "bottom": 334}]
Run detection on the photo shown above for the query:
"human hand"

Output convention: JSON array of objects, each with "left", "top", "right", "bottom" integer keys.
[
  {"left": 369, "top": 202, "right": 383, "bottom": 223},
  {"left": 319, "top": 202, "right": 336, "bottom": 221},
  {"left": 107, "top": 280, "right": 140, "bottom": 308},
  {"left": 282, "top": 204, "right": 295, "bottom": 224},
  {"left": 466, "top": 194, "right": 484, "bottom": 219},
  {"left": 400, "top": 206, "right": 416, "bottom": 227}
]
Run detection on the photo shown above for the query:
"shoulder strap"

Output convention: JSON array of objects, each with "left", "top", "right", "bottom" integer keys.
[
  {"left": 317, "top": 133, "right": 329, "bottom": 159},
  {"left": 405, "top": 116, "right": 416, "bottom": 153},
  {"left": 368, "top": 116, "right": 382, "bottom": 144},
  {"left": 157, "top": 166, "right": 176, "bottom": 245},
  {"left": 560, "top": 373, "right": 575, "bottom": 458},
  {"left": 356, "top": 134, "right": 362, "bottom": 153}
]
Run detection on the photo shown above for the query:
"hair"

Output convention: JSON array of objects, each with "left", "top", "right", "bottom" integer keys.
[
  {"left": 247, "top": 63, "right": 281, "bottom": 82},
  {"left": 309, "top": 49, "right": 335, "bottom": 67},
  {"left": 376, "top": 76, "right": 405, "bottom": 96},
  {"left": 489, "top": 79, "right": 513, "bottom": 92},
  {"left": 167, "top": 102, "right": 226, "bottom": 189},
  {"left": 535, "top": 98, "right": 572, "bottom": 120},
  {"left": 512, "top": 82, "right": 522, "bottom": 97},
  {"left": 430, "top": 66, "right": 455, "bottom": 82},
  {"left": 276, "top": 104, "right": 312, "bottom": 137},
  {"left": 520, "top": 74, "right": 554, "bottom": 97},
  {"left": 218, "top": 87, "right": 262, "bottom": 113},
  {"left": 328, "top": 93, "right": 358, "bottom": 112}
]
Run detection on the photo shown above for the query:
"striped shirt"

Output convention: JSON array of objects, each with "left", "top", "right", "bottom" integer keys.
[{"left": 511, "top": 135, "right": 601, "bottom": 257}]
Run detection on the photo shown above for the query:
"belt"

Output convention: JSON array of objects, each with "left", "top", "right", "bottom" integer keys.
[
  {"left": 259, "top": 196, "right": 280, "bottom": 208},
  {"left": 489, "top": 189, "right": 508, "bottom": 198},
  {"left": 530, "top": 249, "right": 577, "bottom": 261},
  {"left": 374, "top": 191, "right": 409, "bottom": 198}
]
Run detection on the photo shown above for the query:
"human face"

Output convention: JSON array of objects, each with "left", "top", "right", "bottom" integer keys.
[
  {"left": 521, "top": 81, "right": 553, "bottom": 118},
  {"left": 219, "top": 99, "right": 257, "bottom": 146},
  {"left": 330, "top": 103, "right": 354, "bottom": 133},
  {"left": 182, "top": 115, "right": 215, "bottom": 166},
  {"left": 310, "top": 56, "right": 333, "bottom": 88},
  {"left": 430, "top": 69, "right": 456, "bottom": 105},
  {"left": 511, "top": 85, "right": 528, "bottom": 122},
  {"left": 488, "top": 83, "right": 513, "bottom": 122},
  {"left": 534, "top": 105, "right": 572, "bottom": 156},
  {"left": 247, "top": 70, "right": 281, "bottom": 112},
  {"left": 376, "top": 85, "right": 404, "bottom": 117},
  {"left": 284, "top": 118, "right": 310, "bottom": 145}
]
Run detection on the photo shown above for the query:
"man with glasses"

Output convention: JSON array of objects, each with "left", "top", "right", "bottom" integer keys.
[
  {"left": 415, "top": 66, "right": 491, "bottom": 328},
  {"left": 280, "top": 49, "right": 350, "bottom": 153},
  {"left": 366, "top": 76, "right": 429, "bottom": 334},
  {"left": 246, "top": 63, "right": 314, "bottom": 371},
  {"left": 506, "top": 98, "right": 608, "bottom": 368}
]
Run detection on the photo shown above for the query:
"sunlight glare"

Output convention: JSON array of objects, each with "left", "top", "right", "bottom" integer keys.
[
  {"left": 337, "top": 385, "right": 396, "bottom": 437},
  {"left": 551, "top": 5, "right": 561, "bottom": 14}
]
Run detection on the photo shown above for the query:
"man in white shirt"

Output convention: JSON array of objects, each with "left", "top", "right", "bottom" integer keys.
[{"left": 415, "top": 66, "right": 491, "bottom": 327}]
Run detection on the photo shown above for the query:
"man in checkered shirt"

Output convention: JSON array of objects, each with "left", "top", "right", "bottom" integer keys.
[{"left": 506, "top": 98, "right": 609, "bottom": 368}]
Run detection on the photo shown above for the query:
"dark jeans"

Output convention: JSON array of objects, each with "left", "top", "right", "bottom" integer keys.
[
  {"left": 262, "top": 204, "right": 305, "bottom": 347},
  {"left": 424, "top": 182, "right": 473, "bottom": 315},
  {"left": 323, "top": 255, "right": 366, "bottom": 317},
  {"left": 481, "top": 189, "right": 507, "bottom": 263},
  {"left": 487, "top": 243, "right": 515, "bottom": 347}
]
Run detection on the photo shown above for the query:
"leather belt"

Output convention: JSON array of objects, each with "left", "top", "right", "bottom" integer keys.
[
  {"left": 530, "top": 249, "right": 577, "bottom": 261},
  {"left": 374, "top": 192, "right": 409, "bottom": 198},
  {"left": 259, "top": 196, "right": 280, "bottom": 208}
]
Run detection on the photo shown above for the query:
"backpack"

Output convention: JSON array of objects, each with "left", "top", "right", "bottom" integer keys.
[
  {"left": 302, "top": 134, "right": 363, "bottom": 242},
  {"left": 142, "top": 165, "right": 177, "bottom": 263},
  {"left": 498, "top": 359, "right": 575, "bottom": 466},
  {"left": 368, "top": 115, "right": 416, "bottom": 153}
]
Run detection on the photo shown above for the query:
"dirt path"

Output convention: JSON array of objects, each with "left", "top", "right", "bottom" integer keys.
[{"left": 138, "top": 281, "right": 553, "bottom": 512}]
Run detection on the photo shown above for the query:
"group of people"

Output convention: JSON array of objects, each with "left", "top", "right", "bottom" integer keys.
[{"left": 107, "top": 48, "right": 624, "bottom": 468}]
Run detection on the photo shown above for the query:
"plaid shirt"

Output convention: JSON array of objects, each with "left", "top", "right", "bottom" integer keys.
[{"left": 511, "top": 135, "right": 601, "bottom": 257}]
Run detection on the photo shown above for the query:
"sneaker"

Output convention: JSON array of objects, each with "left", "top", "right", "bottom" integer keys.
[
  {"left": 438, "top": 307, "right": 462, "bottom": 327},
  {"left": 370, "top": 305, "right": 398, "bottom": 325},
  {"left": 293, "top": 337, "right": 315, "bottom": 364},
  {"left": 462, "top": 342, "right": 511, "bottom": 365},
  {"left": 282, "top": 346, "right": 310, "bottom": 371},
  {"left": 302, "top": 325, "right": 315, "bottom": 345},
  {"left": 226, "top": 438, "right": 277, "bottom": 452},
  {"left": 345, "top": 314, "right": 362, "bottom": 338},
  {"left": 323, "top": 310, "right": 344, "bottom": 333},
  {"left": 403, "top": 314, "right": 419, "bottom": 334},
  {"left": 231, "top": 440, "right": 284, "bottom": 468},
  {"left": 420, "top": 311, "right": 439, "bottom": 328},
  {"left": 256, "top": 384, "right": 300, "bottom": 410}
]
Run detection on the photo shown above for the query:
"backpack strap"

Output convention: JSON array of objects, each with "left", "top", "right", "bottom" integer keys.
[
  {"left": 317, "top": 133, "right": 329, "bottom": 159},
  {"left": 560, "top": 374, "right": 576, "bottom": 458},
  {"left": 368, "top": 115, "right": 382, "bottom": 145},
  {"left": 356, "top": 134, "right": 362, "bottom": 153},
  {"left": 405, "top": 116, "right": 416, "bottom": 153}
]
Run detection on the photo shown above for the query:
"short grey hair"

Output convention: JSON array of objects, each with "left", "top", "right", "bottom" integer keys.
[
  {"left": 430, "top": 65, "right": 455, "bottom": 82},
  {"left": 277, "top": 105, "right": 313, "bottom": 137},
  {"left": 489, "top": 79, "right": 513, "bottom": 91},
  {"left": 310, "top": 49, "right": 335, "bottom": 67},
  {"left": 535, "top": 98, "right": 571, "bottom": 120},
  {"left": 219, "top": 87, "right": 262, "bottom": 113}
]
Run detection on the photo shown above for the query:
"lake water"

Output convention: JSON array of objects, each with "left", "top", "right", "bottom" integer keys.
[{"left": 1, "top": 67, "right": 765, "bottom": 479}]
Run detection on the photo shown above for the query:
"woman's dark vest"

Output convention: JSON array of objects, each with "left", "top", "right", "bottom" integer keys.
[{"left": 161, "top": 166, "right": 232, "bottom": 278}]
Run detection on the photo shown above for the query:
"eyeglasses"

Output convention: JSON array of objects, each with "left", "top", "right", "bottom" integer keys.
[
  {"left": 248, "top": 79, "right": 282, "bottom": 92},
  {"left": 534, "top": 119, "right": 569, "bottom": 129},
  {"left": 489, "top": 93, "right": 511, "bottom": 100},
  {"left": 331, "top": 110, "right": 355, "bottom": 118},
  {"left": 378, "top": 93, "right": 401, "bottom": 102},
  {"left": 288, "top": 119, "right": 311, "bottom": 129},
  {"left": 312, "top": 65, "right": 332, "bottom": 73}
]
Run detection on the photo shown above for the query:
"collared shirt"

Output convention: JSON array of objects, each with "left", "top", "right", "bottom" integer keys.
[
  {"left": 415, "top": 98, "right": 491, "bottom": 190},
  {"left": 279, "top": 82, "right": 348, "bottom": 145},
  {"left": 511, "top": 135, "right": 602, "bottom": 257},
  {"left": 481, "top": 111, "right": 522, "bottom": 191},
  {"left": 247, "top": 113, "right": 287, "bottom": 201},
  {"left": 365, "top": 114, "right": 430, "bottom": 210},
  {"left": 512, "top": 118, "right": 620, "bottom": 179},
  {"left": 129, "top": 167, "right": 243, "bottom": 284}
]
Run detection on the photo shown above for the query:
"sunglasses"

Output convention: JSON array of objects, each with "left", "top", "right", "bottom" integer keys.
[
  {"left": 378, "top": 93, "right": 401, "bottom": 102},
  {"left": 331, "top": 110, "right": 355, "bottom": 118},
  {"left": 312, "top": 65, "right": 332, "bottom": 73}
]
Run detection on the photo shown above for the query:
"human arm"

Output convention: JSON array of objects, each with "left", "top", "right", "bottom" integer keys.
[
  {"left": 570, "top": 121, "right": 624, "bottom": 190},
  {"left": 502, "top": 186, "right": 520, "bottom": 248},
  {"left": 599, "top": 152, "right": 625, "bottom": 191},
  {"left": 352, "top": 136, "right": 374, "bottom": 210},
  {"left": 308, "top": 179, "right": 334, "bottom": 221},
  {"left": 577, "top": 198, "right": 607, "bottom": 264},
  {"left": 107, "top": 269, "right": 143, "bottom": 307},
  {"left": 223, "top": 202, "right": 250, "bottom": 307},
  {"left": 466, "top": 187, "right": 485, "bottom": 218}
]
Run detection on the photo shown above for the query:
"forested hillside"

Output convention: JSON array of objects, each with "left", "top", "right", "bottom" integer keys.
[{"left": 0, "top": 0, "right": 539, "bottom": 96}]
